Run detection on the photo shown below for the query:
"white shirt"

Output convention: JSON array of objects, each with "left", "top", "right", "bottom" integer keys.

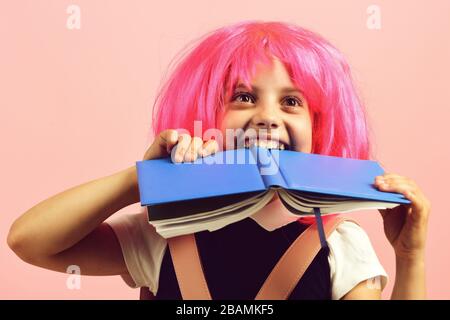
[{"left": 106, "top": 203, "right": 388, "bottom": 300}]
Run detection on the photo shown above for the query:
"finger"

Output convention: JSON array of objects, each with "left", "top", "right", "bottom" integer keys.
[
  {"left": 379, "top": 174, "right": 418, "bottom": 189},
  {"left": 379, "top": 172, "right": 405, "bottom": 178},
  {"left": 143, "top": 129, "right": 178, "bottom": 160},
  {"left": 376, "top": 179, "right": 416, "bottom": 199},
  {"left": 200, "top": 139, "right": 219, "bottom": 157},
  {"left": 184, "top": 136, "right": 203, "bottom": 162},
  {"left": 374, "top": 173, "right": 405, "bottom": 183},
  {"left": 375, "top": 179, "right": 420, "bottom": 203},
  {"left": 374, "top": 175, "right": 412, "bottom": 187},
  {"left": 160, "top": 129, "right": 179, "bottom": 154},
  {"left": 405, "top": 191, "right": 431, "bottom": 223},
  {"left": 172, "top": 134, "right": 192, "bottom": 163}
]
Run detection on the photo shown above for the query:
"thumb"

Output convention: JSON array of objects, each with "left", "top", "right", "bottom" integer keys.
[{"left": 143, "top": 129, "right": 179, "bottom": 160}]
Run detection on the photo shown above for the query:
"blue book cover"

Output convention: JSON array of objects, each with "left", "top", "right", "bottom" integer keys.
[{"left": 136, "top": 147, "right": 409, "bottom": 238}]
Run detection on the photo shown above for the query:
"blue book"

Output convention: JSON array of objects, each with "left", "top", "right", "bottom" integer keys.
[{"left": 136, "top": 146, "right": 409, "bottom": 238}]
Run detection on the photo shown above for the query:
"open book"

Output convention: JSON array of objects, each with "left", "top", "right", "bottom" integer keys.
[{"left": 136, "top": 146, "right": 410, "bottom": 238}]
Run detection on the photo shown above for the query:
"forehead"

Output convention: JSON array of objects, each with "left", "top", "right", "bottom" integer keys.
[{"left": 234, "top": 59, "right": 299, "bottom": 92}]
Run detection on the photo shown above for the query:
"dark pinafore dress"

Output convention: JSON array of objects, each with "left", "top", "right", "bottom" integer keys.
[{"left": 139, "top": 215, "right": 352, "bottom": 300}]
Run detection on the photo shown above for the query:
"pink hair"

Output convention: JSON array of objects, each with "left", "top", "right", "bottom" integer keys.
[{"left": 151, "top": 20, "right": 372, "bottom": 224}]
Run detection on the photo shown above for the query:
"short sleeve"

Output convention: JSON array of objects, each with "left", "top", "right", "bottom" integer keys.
[
  {"left": 327, "top": 220, "right": 388, "bottom": 300},
  {"left": 106, "top": 210, "right": 168, "bottom": 295}
]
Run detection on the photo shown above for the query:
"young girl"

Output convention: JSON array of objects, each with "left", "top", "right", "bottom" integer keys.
[{"left": 8, "top": 21, "right": 430, "bottom": 300}]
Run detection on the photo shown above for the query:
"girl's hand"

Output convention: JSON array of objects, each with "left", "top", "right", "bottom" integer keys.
[
  {"left": 374, "top": 173, "right": 431, "bottom": 261},
  {"left": 142, "top": 129, "right": 219, "bottom": 162}
]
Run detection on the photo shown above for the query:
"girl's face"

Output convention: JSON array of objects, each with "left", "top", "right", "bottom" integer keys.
[{"left": 220, "top": 59, "right": 312, "bottom": 153}]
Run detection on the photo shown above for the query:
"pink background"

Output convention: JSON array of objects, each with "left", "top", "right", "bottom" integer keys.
[{"left": 1, "top": 0, "right": 449, "bottom": 299}]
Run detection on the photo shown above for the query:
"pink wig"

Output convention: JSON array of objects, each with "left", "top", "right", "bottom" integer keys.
[
  {"left": 151, "top": 20, "right": 372, "bottom": 225},
  {"left": 152, "top": 20, "right": 371, "bottom": 160}
]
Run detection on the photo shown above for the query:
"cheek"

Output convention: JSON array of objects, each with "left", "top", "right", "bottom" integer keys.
[
  {"left": 219, "top": 109, "right": 252, "bottom": 133},
  {"left": 287, "top": 117, "right": 312, "bottom": 153},
  {"left": 218, "top": 111, "right": 249, "bottom": 150}
]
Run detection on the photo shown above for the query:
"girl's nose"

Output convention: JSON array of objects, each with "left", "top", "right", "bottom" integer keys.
[{"left": 250, "top": 110, "right": 281, "bottom": 130}]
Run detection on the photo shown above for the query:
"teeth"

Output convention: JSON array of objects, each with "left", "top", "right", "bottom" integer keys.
[{"left": 244, "top": 139, "right": 286, "bottom": 150}]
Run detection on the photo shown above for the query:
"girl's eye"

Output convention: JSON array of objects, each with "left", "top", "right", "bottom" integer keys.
[
  {"left": 283, "top": 96, "right": 303, "bottom": 108},
  {"left": 230, "top": 92, "right": 304, "bottom": 109},
  {"left": 231, "top": 92, "right": 255, "bottom": 104}
]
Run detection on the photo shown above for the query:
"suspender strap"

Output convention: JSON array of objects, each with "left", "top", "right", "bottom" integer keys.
[
  {"left": 168, "top": 215, "right": 357, "bottom": 300},
  {"left": 167, "top": 234, "right": 212, "bottom": 300},
  {"left": 255, "top": 215, "right": 355, "bottom": 300}
]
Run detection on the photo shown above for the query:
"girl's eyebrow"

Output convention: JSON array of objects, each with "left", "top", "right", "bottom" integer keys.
[{"left": 234, "top": 83, "right": 301, "bottom": 94}]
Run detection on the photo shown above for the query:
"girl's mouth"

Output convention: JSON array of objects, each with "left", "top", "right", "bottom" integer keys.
[{"left": 243, "top": 138, "right": 290, "bottom": 150}]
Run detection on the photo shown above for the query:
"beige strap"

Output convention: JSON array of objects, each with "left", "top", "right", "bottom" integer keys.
[
  {"left": 167, "top": 234, "right": 212, "bottom": 300},
  {"left": 255, "top": 215, "right": 356, "bottom": 300},
  {"left": 168, "top": 215, "right": 358, "bottom": 300}
]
